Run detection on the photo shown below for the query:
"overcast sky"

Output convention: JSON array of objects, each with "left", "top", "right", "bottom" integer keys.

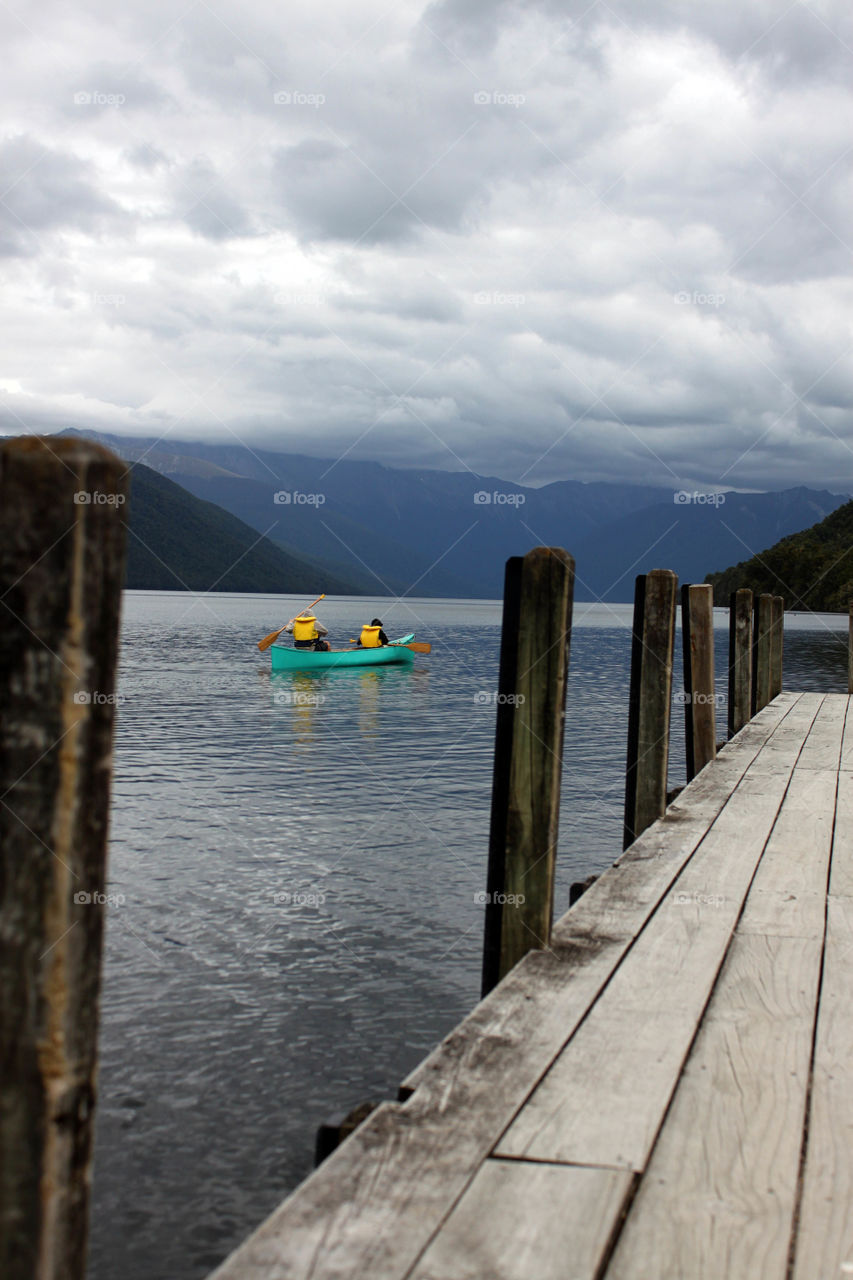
[{"left": 1, "top": 0, "right": 851, "bottom": 490}]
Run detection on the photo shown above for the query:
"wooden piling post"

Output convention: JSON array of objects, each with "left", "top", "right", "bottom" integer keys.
[
  {"left": 624, "top": 569, "right": 677, "bottom": 850},
  {"left": 0, "top": 437, "right": 128, "bottom": 1280},
  {"left": 849, "top": 600, "right": 853, "bottom": 695},
  {"left": 681, "top": 583, "right": 716, "bottom": 781},
  {"left": 481, "top": 547, "right": 574, "bottom": 996},
  {"left": 727, "top": 589, "right": 753, "bottom": 737},
  {"left": 770, "top": 595, "right": 784, "bottom": 700},
  {"left": 752, "top": 593, "right": 774, "bottom": 715}
]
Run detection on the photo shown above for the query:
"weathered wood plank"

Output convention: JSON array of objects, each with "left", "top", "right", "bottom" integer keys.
[
  {"left": 736, "top": 782, "right": 833, "bottom": 940},
  {"left": 208, "top": 696, "right": 806, "bottom": 1280},
  {"left": 409, "top": 1160, "right": 633, "bottom": 1280},
  {"left": 829, "top": 767, "right": 853, "bottom": 898},
  {"left": 728, "top": 588, "right": 753, "bottom": 738},
  {"left": 606, "top": 934, "right": 823, "bottom": 1280},
  {"left": 795, "top": 691, "right": 846, "bottom": 771},
  {"left": 770, "top": 595, "right": 784, "bottom": 699},
  {"left": 496, "top": 767, "right": 800, "bottom": 1169},
  {"left": 624, "top": 569, "right": 677, "bottom": 848},
  {"left": 753, "top": 594, "right": 774, "bottom": 715},
  {"left": 0, "top": 438, "right": 128, "bottom": 1280},
  {"left": 682, "top": 583, "right": 717, "bottom": 780},
  {"left": 791, "top": 895, "right": 853, "bottom": 1280},
  {"left": 482, "top": 547, "right": 575, "bottom": 993}
]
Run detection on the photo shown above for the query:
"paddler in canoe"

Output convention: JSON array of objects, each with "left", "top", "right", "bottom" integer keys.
[
  {"left": 284, "top": 610, "right": 330, "bottom": 651},
  {"left": 357, "top": 618, "right": 389, "bottom": 647}
]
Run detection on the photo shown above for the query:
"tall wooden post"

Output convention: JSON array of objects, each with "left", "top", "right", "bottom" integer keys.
[
  {"left": 624, "top": 569, "right": 677, "bottom": 850},
  {"left": 849, "top": 600, "right": 853, "bottom": 695},
  {"left": 728, "top": 588, "right": 753, "bottom": 737},
  {"left": 0, "top": 437, "right": 128, "bottom": 1280},
  {"left": 681, "top": 583, "right": 716, "bottom": 781},
  {"left": 481, "top": 547, "right": 575, "bottom": 997},
  {"left": 752, "top": 593, "right": 774, "bottom": 715},
  {"left": 770, "top": 595, "right": 784, "bottom": 700}
]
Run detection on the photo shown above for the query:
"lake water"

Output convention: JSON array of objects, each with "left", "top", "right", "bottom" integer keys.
[{"left": 87, "top": 592, "right": 849, "bottom": 1280}]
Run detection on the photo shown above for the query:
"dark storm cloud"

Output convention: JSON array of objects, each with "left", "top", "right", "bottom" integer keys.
[{"left": 0, "top": 0, "right": 850, "bottom": 492}]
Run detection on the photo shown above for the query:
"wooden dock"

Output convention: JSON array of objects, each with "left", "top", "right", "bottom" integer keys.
[{"left": 210, "top": 690, "right": 853, "bottom": 1280}]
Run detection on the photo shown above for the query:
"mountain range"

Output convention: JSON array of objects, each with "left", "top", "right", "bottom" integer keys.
[{"left": 63, "top": 430, "right": 851, "bottom": 600}]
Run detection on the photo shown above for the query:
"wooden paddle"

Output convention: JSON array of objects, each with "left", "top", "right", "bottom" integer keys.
[
  {"left": 258, "top": 594, "right": 325, "bottom": 652},
  {"left": 348, "top": 638, "right": 431, "bottom": 653}
]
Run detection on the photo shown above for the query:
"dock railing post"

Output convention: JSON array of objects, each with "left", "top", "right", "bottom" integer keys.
[
  {"left": 0, "top": 437, "right": 128, "bottom": 1280},
  {"left": 752, "top": 593, "right": 774, "bottom": 715},
  {"left": 770, "top": 595, "right": 784, "bottom": 700},
  {"left": 681, "top": 583, "right": 716, "bottom": 781},
  {"left": 728, "top": 588, "right": 753, "bottom": 737},
  {"left": 481, "top": 547, "right": 575, "bottom": 997},
  {"left": 849, "top": 599, "right": 853, "bottom": 695},
  {"left": 624, "top": 569, "right": 677, "bottom": 850}
]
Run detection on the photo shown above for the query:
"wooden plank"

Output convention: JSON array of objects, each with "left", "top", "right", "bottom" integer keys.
[
  {"left": 624, "top": 569, "right": 677, "bottom": 848},
  {"left": 753, "top": 594, "right": 774, "bottom": 714},
  {"left": 0, "top": 437, "right": 128, "bottom": 1280},
  {"left": 838, "top": 693, "right": 853, "bottom": 772},
  {"left": 829, "top": 767, "right": 853, "bottom": 898},
  {"left": 606, "top": 934, "right": 823, "bottom": 1280},
  {"left": 496, "top": 764, "right": 801, "bottom": 1170},
  {"left": 682, "top": 583, "right": 717, "bottom": 780},
  {"left": 409, "top": 1160, "right": 633, "bottom": 1280},
  {"left": 736, "top": 774, "right": 835, "bottom": 939},
  {"left": 770, "top": 595, "right": 784, "bottom": 699},
  {"left": 208, "top": 697, "right": 805, "bottom": 1280},
  {"left": 743, "top": 693, "right": 824, "bottom": 774},
  {"left": 482, "top": 548, "right": 575, "bottom": 993},
  {"left": 795, "top": 692, "right": 846, "bottom": 771},
  {"left": 791, "top": 896, "right": 853, "bottom": 1280},
  {"left": 728, "top": 588, "right": 753, "bottom": 738}
]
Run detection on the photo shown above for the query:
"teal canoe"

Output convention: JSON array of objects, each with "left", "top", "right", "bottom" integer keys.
[{"left": 270, "top": 635, "right": 416, "bottom": 672}]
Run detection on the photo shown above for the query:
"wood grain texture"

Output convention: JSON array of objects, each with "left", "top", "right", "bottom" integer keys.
[
  {"left": 497, "top": 765, "right": 798, "bottom": 1169},
  {"left": 737, "top": 768, "right": 837, "bottom": 938},
  {"left": 796, "top": 692, "right": 846, "bottom": 771},
  {"left": 830, "top": 767, "right": 853, "bottom": 898},
  {"left": 624, "top": 569, "right": 677, "bottom": 848},
  {"left": 606, "top": 934, "right": 823, "bottom": 1280},
  {"left": 753, "top": 594, "right": 774, "bottom": 715},
  {"left": 0, "top": 437, "right": 127, "bottom": 1280},
  {"left": 409, "top": 1160, "right": 633, "bottom": 1280},
  {"left": 682, "top": 583, "right": 717, "bottom": 780},
  {"left": 792, "top": 895, "right": 853, "bottom": 1280},
  {"left": 482, "top": 547, "right": 574, "bottom": 991},
  {"left": 728, "top": 588, "right": 753, "bottom": 738}
]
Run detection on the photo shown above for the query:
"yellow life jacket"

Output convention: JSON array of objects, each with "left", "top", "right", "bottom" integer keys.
[
  {"left": 360, "top": 624, "right": 382, "bottom": 648},
  {"left": 293, "top": 615, "right": 318, "bottom": 642}
]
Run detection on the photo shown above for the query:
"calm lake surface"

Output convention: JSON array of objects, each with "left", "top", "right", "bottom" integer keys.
[{"left": 88, "top": 592, "right": 848, "bottom": 1280}]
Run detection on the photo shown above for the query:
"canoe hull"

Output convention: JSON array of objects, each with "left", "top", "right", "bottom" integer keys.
[{"left": 270, "top": 643, "right": 415, "bottom": 672}]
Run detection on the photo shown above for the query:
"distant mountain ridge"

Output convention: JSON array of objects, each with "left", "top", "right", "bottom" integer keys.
[
  {"left": 123, "top": 463, "right": 360, "bottom": 594},
  {"left": 708, "top": 497, "right": 853, "bottom": 613},
  {"left": 63, "top": 430, "right": 850, "bottom": 600}
]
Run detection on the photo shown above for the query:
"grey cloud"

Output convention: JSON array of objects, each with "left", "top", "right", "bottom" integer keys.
[{"left": 0, "top": 136, "right": 122, "bottom": 255}]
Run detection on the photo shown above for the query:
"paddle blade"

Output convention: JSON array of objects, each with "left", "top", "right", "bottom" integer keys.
[
  {"left": 406, "top": 642, "right": 431, "bottom": 653},
  {"left": 258, "top": 626, "right": 285, "bottom": 652}
]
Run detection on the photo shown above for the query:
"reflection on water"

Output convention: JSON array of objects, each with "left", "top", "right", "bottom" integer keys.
[{"left": 88, "top": 592, "right": 848, "bottom": 1280}]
